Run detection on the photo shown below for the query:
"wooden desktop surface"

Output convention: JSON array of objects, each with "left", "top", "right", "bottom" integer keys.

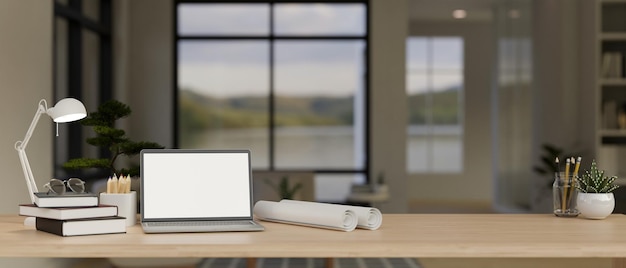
[{"left": 2, "top": 214, "right": 626, "bottom": 261}]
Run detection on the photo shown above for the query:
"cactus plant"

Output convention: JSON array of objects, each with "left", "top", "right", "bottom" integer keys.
[{"left": 576, "top": 160, "right": 619, "bottom": 193}]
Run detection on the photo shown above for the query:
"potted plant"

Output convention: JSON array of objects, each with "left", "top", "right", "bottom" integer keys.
[
  {"left": 62, "top": 99, "right": 164, "bottom": 179},
  {"left": 532, "top": 144, "right": 569, "bottom": 212},
  {"left": 576, "top": 160, "right": 619, "bottom": 219},
  {"left": 264, "top": 175, "right": 303, "bottom": 200}
]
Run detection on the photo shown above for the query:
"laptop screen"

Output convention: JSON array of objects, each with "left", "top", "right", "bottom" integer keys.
[{"left": 140, "top": 149, "right": 253, "bottom": 221}]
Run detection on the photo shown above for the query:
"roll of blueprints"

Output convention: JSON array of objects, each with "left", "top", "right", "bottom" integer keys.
[
  {"left": 280, "top": 199, "right": 382, "bottom": 230},
  {"left": 253, "top": 200, "right": 358, "bottom": 231}
]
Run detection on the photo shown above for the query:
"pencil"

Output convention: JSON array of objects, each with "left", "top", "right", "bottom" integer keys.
[
  {"left": 561, "top": 158, "right": 571, "bottom": 212},
  {"left": 573, "top": 157, "right": 581, "bottom": 177},
  {"left": 555, "top": 157, "right": 560, "bottom": 178},
  {"left": 566, "top": 157, "right": 582, "bottom": 209}
]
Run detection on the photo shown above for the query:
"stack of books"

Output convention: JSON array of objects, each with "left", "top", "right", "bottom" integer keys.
[{"left": 19, "top": 192, "right": 126, "bottom": 236}]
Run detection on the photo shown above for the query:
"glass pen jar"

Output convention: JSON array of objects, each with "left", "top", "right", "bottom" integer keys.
[{"left": 553, "top": 172, "right": 579, "bottom": 217}]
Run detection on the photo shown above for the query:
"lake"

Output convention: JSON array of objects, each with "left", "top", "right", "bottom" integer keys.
[{"left": 181, "top": 125, "right": 462, "bottom": 200}]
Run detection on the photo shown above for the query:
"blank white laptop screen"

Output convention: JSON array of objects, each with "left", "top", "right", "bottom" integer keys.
[{"left": 141, "top": 150, "right": 252, "bottom": 220}]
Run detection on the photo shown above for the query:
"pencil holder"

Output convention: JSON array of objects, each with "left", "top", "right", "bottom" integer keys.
[
  {"left": 100, "top": 191, "right": 137, "bottom": 226},
  {"left": 553, "top": 173, "right": 579, "bottom": 217}
]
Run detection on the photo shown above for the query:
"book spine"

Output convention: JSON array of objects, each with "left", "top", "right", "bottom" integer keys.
[{"left": 35, "top": 217, "right": 65, "bottom": 236}]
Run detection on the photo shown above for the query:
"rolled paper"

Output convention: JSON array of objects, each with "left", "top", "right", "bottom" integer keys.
[
  {"left": 253, "top": 200, "right": 358, "bottom": 231},
  {"left": 280, "top": 199, "right": 382, "bottom": 230}
]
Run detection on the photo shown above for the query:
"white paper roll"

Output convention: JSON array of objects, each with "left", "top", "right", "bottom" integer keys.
[
  {"left": 253, "top": 200, "right": 358, "bottom": 231},
  {"left": 280, "top": 199, "right": 383, "bottom": 230}
]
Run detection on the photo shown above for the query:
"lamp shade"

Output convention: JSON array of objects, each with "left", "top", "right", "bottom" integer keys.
[{"left": 46, "top": 98, "right": 87, "bottom": 123}]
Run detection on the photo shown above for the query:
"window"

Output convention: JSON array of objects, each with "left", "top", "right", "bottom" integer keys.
[
  {"left": 54, "top": 0, "right": 112, "bottom": 179},
  {"left": 176, "top": 1, "right": 369, "bottom": 201},
  {"left": 406, "top": 37, "right": 464, "bottom": 173}
]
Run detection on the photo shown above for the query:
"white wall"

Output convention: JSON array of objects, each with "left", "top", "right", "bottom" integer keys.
[
  {"left": 0, "top": 0, "right": 53, "bottom": 213},
  {"left": 370, "top": 0, "right": 409, "bottom": 212},
  {"left": 0, "top": 1, "right": 78, "bottom": 266}
]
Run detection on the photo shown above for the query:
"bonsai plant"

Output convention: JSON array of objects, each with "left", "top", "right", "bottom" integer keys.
[
  {"left": 62, "top": 100, "right": 164, "bottom": 177},
  {"left": 575, "top": 160, "right": 619, "bottom": 219}
]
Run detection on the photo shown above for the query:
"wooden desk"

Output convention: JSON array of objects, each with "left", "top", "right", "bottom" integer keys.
[{"left": 2, "top": 214, "right": 626, "bottom": 267}]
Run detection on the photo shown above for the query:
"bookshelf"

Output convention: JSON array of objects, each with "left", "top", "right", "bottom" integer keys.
[{"left": 595, "top": 0, "right": 626, "bottom": 178}]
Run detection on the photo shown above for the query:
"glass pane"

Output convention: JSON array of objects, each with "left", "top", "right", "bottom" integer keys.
[
  {"left": 407, "top": 73, "right": 429, "bottom": 173},
  {"left": 82, "top": 29, "right": 101, "bottom": 161},
  {"left": 432, "top": 132, "right": 463, "bottom": 172},
  {"left": 54, "top": 17, "right": 69, "bottom": 177},
  {"left": 274, "top": 3, "right": 365, "bottom": 36},
  {"left": 178, "top": 4, "right": 269, "bottom": 36},
  {"left": 432, "top": 74, "right": 462, "bottom": 125},
  {"left": 406, "top": 37, "right": 464, "bottom": 174},
  {"left": 273, "top": 41, "right": 365, "bottom": 169},
  {"left": 407, "top": 74, "right": 429, "bottom": 125},
  {"left": 407, "top": 37, "right": 428, "bottom": 70},
  {"left": 178, "top": 41, "right": 270, "bottom": 168},
  {"left": 432, "top": 38, "right": 463, "bottom": 70},
  {"left": 82, "top": 30, "right": 100, "bottom": 113},
  {"left": 83, "top": 0, "right": 100, "bottom": 22},
  {"left": 55, "top": 18, "right": 68, "bottom": 98}
]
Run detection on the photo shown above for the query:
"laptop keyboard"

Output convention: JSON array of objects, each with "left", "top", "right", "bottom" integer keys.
[{"left": 144, "top": 221, "right": 256, "bottom": 227}]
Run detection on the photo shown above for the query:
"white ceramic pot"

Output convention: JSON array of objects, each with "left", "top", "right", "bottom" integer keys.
[{"left": 576, "top": 192, "right": 615, "bottom": 219}]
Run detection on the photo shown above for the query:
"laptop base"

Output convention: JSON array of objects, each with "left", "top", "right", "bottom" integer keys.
[{"left": 141, "top": 220, "right": 264, "bottom": 233}]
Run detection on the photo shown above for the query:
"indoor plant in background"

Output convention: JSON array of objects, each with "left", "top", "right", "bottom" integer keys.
[
  {"left": 264, "top": 175, "right": 303, "bottom": 200},
  {"left": 532, "top": 144, "right": 570, "bottom": 212},
  {"left": 576, "top": 160, "right": 619, "bottom": 219}
]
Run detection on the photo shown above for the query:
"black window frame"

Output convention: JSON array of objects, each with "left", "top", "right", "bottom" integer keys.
[
  {"left": 53, "top": 0, "right": 113, "bottom": 180},
  {"left": 173, "top": 0, "right": 371, "bottom": 183}
]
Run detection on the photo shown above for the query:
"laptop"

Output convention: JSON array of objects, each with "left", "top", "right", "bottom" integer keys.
[{"left": 140, "top": 149, "right": 264, "bottom": 233}]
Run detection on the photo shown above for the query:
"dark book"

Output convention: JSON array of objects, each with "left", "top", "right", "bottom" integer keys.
[
  {"left": 33, "top": 192, "right": 98, "bottom": 208},
  {"left": 19, "top": 204, "right": 118, "bottom": 220},
  {"left": 36, "top": 216, "right": 126, "bottom": 236}
]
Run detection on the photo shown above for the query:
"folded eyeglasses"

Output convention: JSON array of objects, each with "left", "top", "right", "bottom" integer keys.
[{"left": 43, "top": 178, "right": 85, "bottom": 195}]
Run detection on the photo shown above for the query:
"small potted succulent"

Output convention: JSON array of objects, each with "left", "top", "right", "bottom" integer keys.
[{"left": 576, "top": 160, "right": 619, "bottom": 219}]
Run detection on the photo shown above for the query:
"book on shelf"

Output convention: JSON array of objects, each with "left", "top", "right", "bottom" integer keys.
[
  {"left": 19, "top": 204, "right": 118, "bottom": 220},
  {"left": 603, "top": 101, "right": 618, "bottom": 129},
  {"left": 35, "top": 216, "right": 126, "bottom": 237},
  {"left": 33, "top": 192, "right": 98, "bottom": 208},
  {"left": 601, "top": 52, "right": 624, "bottom": 79}
]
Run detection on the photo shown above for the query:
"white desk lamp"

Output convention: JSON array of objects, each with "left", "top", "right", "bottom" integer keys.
[{"left": 14, "top": 98, "right": 87, "bottom": 204}]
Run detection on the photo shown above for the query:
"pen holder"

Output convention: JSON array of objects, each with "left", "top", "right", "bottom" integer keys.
[
  {"left": 99, "top": 191, "right": 137, "bottom": 226},
  {"left": 553, "top": 173, "right": 579, "bottom": 217}
]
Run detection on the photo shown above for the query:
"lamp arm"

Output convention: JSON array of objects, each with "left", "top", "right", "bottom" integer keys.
[
  {"left": 14, "top": 99, "right": 48, "bottom": 204},
  {"left": 17, "top": 99, "right": 47, "bottom": 149}
]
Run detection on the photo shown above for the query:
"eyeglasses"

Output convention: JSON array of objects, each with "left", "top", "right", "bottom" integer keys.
[{"left": 43, "top": 178, "right": 85, "bottom": 195}]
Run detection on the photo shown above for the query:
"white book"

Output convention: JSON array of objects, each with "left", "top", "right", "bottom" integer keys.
[
  {"left": 36, "top": 216, "right": 126, "bottom": 237},
  {"left": 33, "top": 192, "right": 98, "bottom": 208},
  {"left": 19, "top": 204, "right": 118, "bottom": 220}
]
